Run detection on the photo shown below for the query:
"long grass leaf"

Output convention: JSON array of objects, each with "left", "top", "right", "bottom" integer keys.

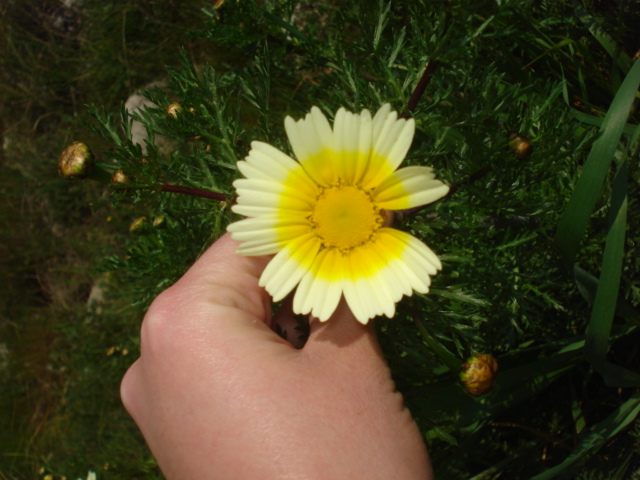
[
  {"left": 574, "top": 265, "right": 640, "bottom": 324},
  {"left": 554, "top": 59, "right": 640, "bottom": 265},
  {"left": 531, "top": 393, "right": 640, "bottom": 479},
  {"left": 571, "top": 110, "right": 638, "bottom": 135},
  {"left": 572, "top": 0, "right": 632, "bottom": 74},
  {"left": 585, "top": 160, "right": 626, "bottom": 359},
  {"left": 585, "top": 158, "right": 640, "bottom": 386}
]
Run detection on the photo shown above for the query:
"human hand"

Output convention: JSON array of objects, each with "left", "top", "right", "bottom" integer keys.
[{"left": 120, "top": 233, "right": 433, "bottom": 479}]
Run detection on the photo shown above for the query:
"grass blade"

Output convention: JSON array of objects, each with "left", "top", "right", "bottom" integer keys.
[
  {"left": 554, "top": 58, "right": 640, "bottom": 265},
  {"left": 584, "top": 159, "right": 640, "bottom": 387},
  {"left": 532, "top": 393, "right": 640, "bottom": 479},
  {"left": 585, "top": 160, "right": 627, "bottom": 360},
  {"left": 573, "top": 265, "right": 640, "bottom": 324},
  {"left": 571, "top": 109, "right": 638, "bottom": 135},
  {"left": 572, "top": 0, "right": 633, "bottom": 74}
]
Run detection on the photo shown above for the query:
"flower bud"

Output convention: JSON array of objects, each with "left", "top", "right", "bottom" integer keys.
[
  {"left": 460, "top": 354, "right": 498, "bottom": 396},
  {"left": 166, "top": 102, "right": 182, "bottom": 118},
  {"left": 508, "top": 131, "right": 533, "bottom": 158},
  {"left": 129, "top": 216, "right": 147, "bottom": 232},
  {"left": 111, "top": 169, "right": 129, "bottom": 184},
  {"left": 152, "top": 215, "right": 165, "bottom": 227},
  {"left": 58, "top": 141, "right": 94, "bottom": 179}
]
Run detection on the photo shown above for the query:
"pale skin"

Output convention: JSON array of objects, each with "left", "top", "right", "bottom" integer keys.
[{"left": 121, "top": 233, "right": 434, "bottom": 479}]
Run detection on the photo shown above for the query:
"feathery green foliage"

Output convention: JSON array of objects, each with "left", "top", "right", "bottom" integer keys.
[{"left": 2, "top": 0, "right": 640, "bottom": 478}]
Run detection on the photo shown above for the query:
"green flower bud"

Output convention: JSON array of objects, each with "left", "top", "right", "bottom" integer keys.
[
  {"left": 58, "top": 141, "right": 94, "bottom": 179},
  {"left": 460, "top": 354, "right": 498, "bottom": 397}
]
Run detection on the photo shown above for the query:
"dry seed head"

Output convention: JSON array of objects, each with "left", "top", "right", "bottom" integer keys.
[
  {"left": 166, "top": 102, "right": 182, "bottom": 118},
  {"left": 508, "top": 131, "right": 533, "bottom": 158},
  {"left": 129, "top": 216, "right": 147, "bottom": 232},
  {"left": 58, "top": 141, "right": 94, "bottom": 179},
  {"left": 460, "top": 354, "right": 499, "bottom": 396},
  {"left": 111, "top": 169, "right": 129, "bottom": 184}
]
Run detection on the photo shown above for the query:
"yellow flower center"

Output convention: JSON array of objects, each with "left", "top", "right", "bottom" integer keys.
[{"left": 311, "top": 185, "right": 384, "bottom": 251}]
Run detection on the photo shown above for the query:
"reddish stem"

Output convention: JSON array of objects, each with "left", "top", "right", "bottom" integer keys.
[
  {"left": 401, "top": 60, "right": 441, "bottom": 118},
  {"left": 160, "top": 184, "right": 232, "bottom": 202}
]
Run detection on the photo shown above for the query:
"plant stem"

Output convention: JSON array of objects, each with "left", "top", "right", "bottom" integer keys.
[
  {"left": 401, "top": 59, "right": 441, "bottom": 118},
  {"left": 118, "top": 183, "right": 231, "bottom": 202},
  {"left": 411, "top": 311, "right": 462, "bottom": 372},
  {"left": 159, "top": 184, "right": 229, "bottom": 202}
]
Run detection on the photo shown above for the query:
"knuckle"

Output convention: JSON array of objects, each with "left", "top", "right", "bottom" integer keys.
[
  {"left": 120, "top": 360, "right": 139, "bottom": 414},
  {"left": 139, "top": 285, "right": 185, "bottom": 356}
]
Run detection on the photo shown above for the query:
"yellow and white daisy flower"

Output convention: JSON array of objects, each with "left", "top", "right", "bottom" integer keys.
[{"left": 227, "top": 104, "right": 449, "bottom": 324}]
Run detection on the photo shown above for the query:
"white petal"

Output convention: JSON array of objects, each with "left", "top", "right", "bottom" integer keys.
[
  {"left": 333, "top": 107, "right": 374, "bottom": 185},
  {"left": 373, "top": 166, "right": 450, "bottom": 210},
  {"left": 234, "top": 179, "right": 313, "bottom": 212},
  {"left": 285, "top": 107, "right": 341, "bottom": 186},
  {"left": 342, "top": 255, "right": 369, "bottom": 323},
  {"left": 342, "top": 249, "right": 382, "bottom": 323},
  {"left": 400, "top": 230, "right": 442, "bottom": 271},
  {"left": 371, "top": 103, "right": 393, "bottom": 139},
  {"left": 230, "top": 204, "right": 280, "bottom": 217},
  {"left": 374, "top": 229, "right": 434, "bottom": 292},
  {"left": 361, "top": 106, "right": 416, "bottom": 189},
  {"left": 260, "top": 233, "right": 320, "bottom": 301},
  {"left": 310, "top": 250, "right": 343, "bottom": 321},
  {"left": 293, "top": 248, "right": 345, "bottom": 321},
  {"left": 240, "top": 145, "right": 311, "bottom": 188}
]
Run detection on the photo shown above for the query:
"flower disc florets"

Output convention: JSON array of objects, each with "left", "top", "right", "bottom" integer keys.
[
  {"left": 228, "top": 104, "right": 450, "bottom": 324},
  {"left": 311, "top": 184, "right": 384, "bottom": 252}
]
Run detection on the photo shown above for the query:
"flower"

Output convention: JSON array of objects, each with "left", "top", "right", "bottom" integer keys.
[{"left": 227, "top": 104, "right": 449, "bottom": 324}]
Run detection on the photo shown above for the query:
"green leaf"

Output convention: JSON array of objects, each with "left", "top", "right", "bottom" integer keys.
[
  {"left": 429, "top": 288, "right": 491, "bottom": 307},
  {"left": 573, "top": 265, "right": 640, "bottom": 325},
  {"left": 532, "top": 393, "right": 640, "bottom": 479},
  {"left": 572, "top": 0, "right": 633, "bottom": 75},
  {"left": 261, "top": 9, "right": 309, "bottom": 43},
  {"left": 413, "top": 314, "right": 462, "bottom": 372},
  {"left": 584, "top": 159, "right": 640, "bottom": 387},
  {"left": 571, "top": 109, "right": 638, "bottom": 135},
  {"left": 554, "top": 58, "right": 640, "bottom": 265},
  {"left": 585, "top": 161, "right": 627, "bottom": 360}
]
